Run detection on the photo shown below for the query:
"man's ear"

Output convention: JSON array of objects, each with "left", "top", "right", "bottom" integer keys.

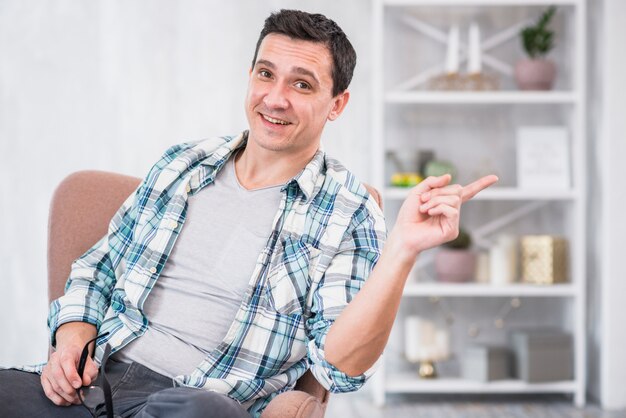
[{"left": 327, "top": 90, "right": 350, "bottom": 121}]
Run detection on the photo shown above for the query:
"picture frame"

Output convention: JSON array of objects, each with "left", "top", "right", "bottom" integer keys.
[{"left": 516, "top": 126, "right": 571, "bottom": 189}]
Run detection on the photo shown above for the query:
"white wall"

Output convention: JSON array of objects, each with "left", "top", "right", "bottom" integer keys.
[
  {"left": 596, "top": 0, "right": 626, "bottom": 409},
  {"left": 586, "top": 0, "right": 626, "bottom": 409},
  {"left": 586, "top": 0, "right": 603, "bottom": 405},
  {"left": 0, "top": 0, "right": 373, "bottom": 366}
]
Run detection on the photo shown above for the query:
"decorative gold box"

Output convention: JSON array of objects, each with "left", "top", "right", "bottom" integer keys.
[{"left": 520, "top": 235, "right": 568, "bottom": 284}]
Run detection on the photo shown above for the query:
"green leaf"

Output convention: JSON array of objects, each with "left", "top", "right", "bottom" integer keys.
[{"left": 519, "top": 6, "right": 556, "bottom": 58}]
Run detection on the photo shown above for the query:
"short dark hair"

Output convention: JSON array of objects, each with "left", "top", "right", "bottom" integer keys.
[{"left": 251, "top": 9, "right": 357, "bottom": 97}]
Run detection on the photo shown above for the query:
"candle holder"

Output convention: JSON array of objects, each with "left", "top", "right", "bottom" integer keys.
[
  {"left": 428, "top": 72, "right": 464, "bottom": 91},
  {"left": 461, "top": 72, "right": 500, "bottom": 91},
  {"left": 404, "top": 316, "right": 450, "bottom": 379},
  {"left": 428, "top": 72, "right": 499, "bottom": 91},
  {"left": 418, "top": 359, "right": 437, "bottom": 379}
]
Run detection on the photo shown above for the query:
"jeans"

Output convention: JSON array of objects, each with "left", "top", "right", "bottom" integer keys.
[{"left": 0, "top": 359, "right": 251, "bottom": 418}]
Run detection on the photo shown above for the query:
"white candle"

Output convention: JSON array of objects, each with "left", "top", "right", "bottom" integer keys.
[
  {"left": 445, "top": 25, "right": 460, "bottom": 74},
  {"left": 501, "top": 235, "right": 518, "bottom": 282},
  {"left": 406, "top": 317, "right": 442, "bottom": 361},
  {"left": 405, "top": 316, "right": 423, "bottom": 363},
  {"left": 467, "top": 23, "right": 482, "bottom": 74},
  {"left": 421, "top": 320, "right": 437, "bottom": 360},
  {"left": 490, "top": 245, "right": 507, "bottom": 285},
  {"left": 475, "top": 251, "right": 491, "bottom": 283},
  {"left": 418, "top": 345, "right": 430, "bottom": 361},
  {"left": 434, "top": 329, "right": 450, "bottom": 360},
  {"left": 490, "top": 235, "right": 518, "bottom": 285}
]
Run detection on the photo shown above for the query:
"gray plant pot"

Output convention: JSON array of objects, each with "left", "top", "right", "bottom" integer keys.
[
  {"left": 435, "top": 249, "right": 477, "bottom": 282},
  {"left": 514, "top": 58, "right": 557, "bottom": 91}
]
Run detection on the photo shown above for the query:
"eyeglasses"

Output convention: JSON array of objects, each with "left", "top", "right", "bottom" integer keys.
[{"left": 76, "top": 333, "right": 120, "bottom": 418}]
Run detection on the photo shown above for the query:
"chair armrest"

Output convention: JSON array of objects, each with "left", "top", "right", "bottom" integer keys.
[{"left": 260, "top": 390, "right": 326, "bottom": 418}]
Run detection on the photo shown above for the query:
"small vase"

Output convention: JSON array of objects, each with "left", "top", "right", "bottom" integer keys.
[
  {"left": 435, "top": 249, "right": 477, "bottom": 282},
  {"left": 514, "top": 58, "right": 557, "bottom": 91}
]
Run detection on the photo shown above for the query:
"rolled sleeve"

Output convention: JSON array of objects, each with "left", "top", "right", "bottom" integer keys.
[
  {"left": 305, "top": 204, "right": 386, "bottom": 393},
  {"left": 48, "top": 189, "right": 140, "bottom": 346}
]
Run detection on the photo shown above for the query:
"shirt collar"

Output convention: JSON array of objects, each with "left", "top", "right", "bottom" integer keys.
[
  {"left": 200, "top": 131, "right": 326, "bottom": 204},
  {"left": 283, "top": 147, "right": 326, "bottom": 204},
  {"left": 199, "top": 131, "right": 248, "bottom": 169}
]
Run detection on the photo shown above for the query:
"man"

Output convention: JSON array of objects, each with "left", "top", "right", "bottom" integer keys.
[{"left": 0, "top": 9, "right": 497, "bottom": 418}]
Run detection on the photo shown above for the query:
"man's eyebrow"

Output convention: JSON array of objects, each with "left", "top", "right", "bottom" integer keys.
[
  {"left": 255, "top": 59, "right": 275, "bottom": 69},
  {"left": 293, "top": 67, "right": 319, "bottom": 86},
  {"left": 255, "top": 59, "right": 320, "bottom": 86}
]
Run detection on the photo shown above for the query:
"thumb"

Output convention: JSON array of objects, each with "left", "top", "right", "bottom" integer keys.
[{"left": 82, "top": 357, "right": 99, "bottom": 386}]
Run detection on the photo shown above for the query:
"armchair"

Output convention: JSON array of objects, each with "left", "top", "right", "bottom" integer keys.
[{"left": 48, "top": 170, "right": 381, "bottom": 418}]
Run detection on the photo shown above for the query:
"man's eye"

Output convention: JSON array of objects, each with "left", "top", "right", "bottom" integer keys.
[
  {"left": 295, "top": 81, "right": 311, "bottom": 90},
  {"left": 258, "top": 70, "right": 272, "bottom": 78}
]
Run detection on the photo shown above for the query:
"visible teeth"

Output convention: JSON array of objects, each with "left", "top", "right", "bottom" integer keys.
[{"left": 263, "top": 115, "right": 289, "bottom": 125}]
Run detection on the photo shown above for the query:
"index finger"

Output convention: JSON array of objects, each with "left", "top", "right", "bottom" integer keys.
[
  {"left": 461, "top": 174, "right": 499, "bottom": 202},
  {"left": 60, "top": 353, "right": 83, "bottom": 389}
]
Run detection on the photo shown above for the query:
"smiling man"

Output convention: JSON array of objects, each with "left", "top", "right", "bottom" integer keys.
[
  {"left": 240, "top": 23, "right": 351, "bottom": 189},
  {"left": 0, "top": 9, "right": 497, "bottom": 418}
]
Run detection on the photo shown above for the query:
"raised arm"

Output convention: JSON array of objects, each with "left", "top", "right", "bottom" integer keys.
[{"left": 324, "top": 173, "right": 498, "bottom": 376}]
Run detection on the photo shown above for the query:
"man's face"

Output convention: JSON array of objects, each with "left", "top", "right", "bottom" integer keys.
[{"left": 244, "top": 33, "right": 349, "bottom": 156}]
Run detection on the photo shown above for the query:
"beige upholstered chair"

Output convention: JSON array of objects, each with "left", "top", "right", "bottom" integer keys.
[{"left": 48, "top": 170, "right": 382, "bottom": 418}]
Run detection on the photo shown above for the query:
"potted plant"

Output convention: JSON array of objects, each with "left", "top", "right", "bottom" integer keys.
[
  {"left": 434, "top": 228, "right": 477, "bottom": 283},
  {"left": 514, "top": 6, "right": 557, "bottom": 90}
]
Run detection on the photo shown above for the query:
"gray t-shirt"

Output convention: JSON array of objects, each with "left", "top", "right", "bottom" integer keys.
[{"left": 113, "top": 153, "right": 283, "bottom": 378}]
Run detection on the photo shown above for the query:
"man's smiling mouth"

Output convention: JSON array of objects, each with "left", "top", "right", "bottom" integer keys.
[{"left": 261, "top": 114, "right": 291, "bottom": 125}]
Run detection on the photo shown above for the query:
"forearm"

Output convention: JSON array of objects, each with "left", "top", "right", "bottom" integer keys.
[{"left": 324, "top": 231, "right": 417, "bottom": 376}]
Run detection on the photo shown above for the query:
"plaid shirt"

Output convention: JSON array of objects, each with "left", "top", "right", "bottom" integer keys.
[{"left": 42, "top": 131, "right": 386, "bottom": 416}]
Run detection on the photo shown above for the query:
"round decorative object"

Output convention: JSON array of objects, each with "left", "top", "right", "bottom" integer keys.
[
  {"left": 418, "top": 360, "right": 437, "bottom": 379},
  {"left": 514, "top": 58, "right": 557, "bottom": 90}
]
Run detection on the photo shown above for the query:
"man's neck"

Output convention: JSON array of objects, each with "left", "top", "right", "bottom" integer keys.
[{"left": 234, "top": 141, "right": 318, "bottom": 191}]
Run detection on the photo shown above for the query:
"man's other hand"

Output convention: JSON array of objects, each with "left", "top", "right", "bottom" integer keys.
[
  {"left": 389, "top": 174, "right": 499, "bottom": 263},
  {"left": 41, "top": 322, "right": 99, "bottom": 406},
  {"left": 41, "top": 343, "right": 99, "bottom": 406}
]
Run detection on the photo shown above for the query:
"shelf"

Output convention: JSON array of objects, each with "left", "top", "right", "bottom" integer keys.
[
  {"left": 385, "top": 374, "right": 577, "bottom": 394},
  {"left": 384, "top": 187, "right": 578, "bottom": 201},
  {"left": 383, "top": 0, "right": 581, "bottom": 7},
  {"left": 385, "top": 91, "right": 578, "bottom": 105},
  {"left": 403, "top": 283, "right": 577, "bottom": 297}
]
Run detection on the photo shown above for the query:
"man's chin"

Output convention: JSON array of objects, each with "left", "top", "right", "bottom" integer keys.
[{"left": 248, "top": 134, "right": 292, "bottom": 153}]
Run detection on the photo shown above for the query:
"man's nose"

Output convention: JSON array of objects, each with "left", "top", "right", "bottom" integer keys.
[{"left": 263, "top": 83, "right": 289, "bottom": 110}]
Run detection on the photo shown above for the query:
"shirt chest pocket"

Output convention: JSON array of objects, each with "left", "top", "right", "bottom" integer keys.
[{"left": 264, "top": 234, "right": 322, "bottom": 316}]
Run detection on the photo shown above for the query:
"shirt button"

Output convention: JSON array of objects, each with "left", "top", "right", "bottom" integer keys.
[
  {"left": 186, "top": 184, "right": 191, "bottom": 193},
  {"left": 170, "top": 221, "right": 179, "bottom": 229},
  {"left": 149, "top": 267, "right": 157, "bottom": 274}
]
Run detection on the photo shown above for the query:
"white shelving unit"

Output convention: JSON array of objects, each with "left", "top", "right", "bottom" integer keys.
[
  {"left": 385, "top": 187, "right": 579, "bottom": 200},
  {"left": 385, "top": 91, "right": 579, "bottom": 104},
  {"left": 402, "top": 283, "right": 577, "bottom": 298},
  {"left": 371, "top": 0, "right": 586, "bottom": 407}
]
